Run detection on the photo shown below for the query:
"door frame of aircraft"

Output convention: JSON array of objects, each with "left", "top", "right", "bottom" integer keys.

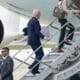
[{"left": 72, "top": 0, "right": 80, "bottom": 8}]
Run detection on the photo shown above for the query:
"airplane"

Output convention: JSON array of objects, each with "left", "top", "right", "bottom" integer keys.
[
  {"left": 0, "top": 0, "right": 80, "bottom": 47},
  {"left": 0, "top": 0, "right": 80, "bottom": 80},
  {"left": 0, "top": 0, "right": 80, "bottom": 45},
  {"left": 0, "top": 0, "right": 79, "bottom": 48}
]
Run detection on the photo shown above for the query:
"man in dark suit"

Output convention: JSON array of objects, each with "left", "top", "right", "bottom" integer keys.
[
  {"left": 27, "top": 9, "right": 45, "bottom": 75},
  {"left": 0, "top": 47, "right": 14, "bottom": 80}
]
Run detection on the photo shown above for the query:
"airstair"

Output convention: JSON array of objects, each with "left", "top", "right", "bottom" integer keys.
[{"left": 12, "top": 2, "right": 80, "bottom": 80}]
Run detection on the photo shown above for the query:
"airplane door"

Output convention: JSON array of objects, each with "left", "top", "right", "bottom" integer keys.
[
  {"left": 0, "top": 20, "right": 4, "bottom": 44},
  {"left": 72, "top": 0, "right": 80, "bottom": 8}
]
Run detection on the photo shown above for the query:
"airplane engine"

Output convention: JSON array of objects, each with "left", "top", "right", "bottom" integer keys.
[
  {"left": 0, "top": 20, "right": 4, "bottom": 44},
  {"left": 0, "top": 6, "right": 21, "bottom": 47}
]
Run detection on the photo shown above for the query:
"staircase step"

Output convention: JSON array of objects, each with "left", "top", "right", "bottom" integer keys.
[
  {"left": 20, "top": 66, "right": 52, "bottom": 80},
  {"left": 21, "top": 72, "right": 35, "bottom": 80},
  {"left": 43, "top": 52, "right": 63, "bottom": 60},
  {"left": 13, "top": 64, "right": 28, "bottom": 80},
  {"left": 20, "top": 52, "right": 63, "bottom": 80},
  {"left": 42, "top": 59, "right": 54, "bottom": 63},
  {"left": 20, "top": 75, "right": 35, "bottom": 80}
]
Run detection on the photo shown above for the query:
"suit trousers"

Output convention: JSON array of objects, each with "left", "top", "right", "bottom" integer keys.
[
  {"left": 29, "top": 43, "right": 44, "bottom": 73},
  {"left": 58, "top": 18, "right": 75, "bottom": 48}
]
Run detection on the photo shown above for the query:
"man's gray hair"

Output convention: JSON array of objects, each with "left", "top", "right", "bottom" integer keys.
[{"left": 32, "top": 9, "right": 40, "bottom": 16}]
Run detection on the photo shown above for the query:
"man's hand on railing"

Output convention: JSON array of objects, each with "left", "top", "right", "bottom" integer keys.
[{"left": 44, "top": 37, "right": 50, "bottom": 41}]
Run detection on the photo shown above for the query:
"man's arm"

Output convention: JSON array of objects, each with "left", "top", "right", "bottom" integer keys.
[{"left": 34, "top": 21, "right": 44, "bottom": 39}]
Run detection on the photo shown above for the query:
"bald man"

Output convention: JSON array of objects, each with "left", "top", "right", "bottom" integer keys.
[{"left": 27, "top": 9, "right": 44, "bottom": 75}]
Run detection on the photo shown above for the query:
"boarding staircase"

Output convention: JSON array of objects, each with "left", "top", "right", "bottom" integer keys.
[{"left": 12, "top": 2, "right": 80, "bottom": 80}]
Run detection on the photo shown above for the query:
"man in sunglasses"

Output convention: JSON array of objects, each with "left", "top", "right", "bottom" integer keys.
[{"left": 0, "top": 47, "right": 14, "bottom": 80}]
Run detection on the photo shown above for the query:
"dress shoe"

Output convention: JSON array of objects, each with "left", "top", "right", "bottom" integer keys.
[
  {"left": 56, "top": 48, "right": 64, "bottom": 52},
  {"left": 64, "top": 40, "right": 72, "bottom": 45},
  {"left": 35, "top": 71, "right": 40, "bottom": 74},
  {"left": 31, "top": 71, "right": 40, "bottom": 75}
]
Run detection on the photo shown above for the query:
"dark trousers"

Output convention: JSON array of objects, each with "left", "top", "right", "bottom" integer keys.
[
  {"left": 29, "top": 43, "right": 44, "bottom": 73},
  {"left": 70, "top": 74, "right": 80, "bottom": 80},
  {"left": 58, "top": 18, "right": 75, "bottom": 48}
]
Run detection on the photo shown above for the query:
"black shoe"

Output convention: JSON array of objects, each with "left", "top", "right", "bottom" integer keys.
[
  {"left": 35, "top": 71, "right": 40, "bottom": 74},
  {"left": 31, "top": 71, "right": 40, "bottom": 75}
]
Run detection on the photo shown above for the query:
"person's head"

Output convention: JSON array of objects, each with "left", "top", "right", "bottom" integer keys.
[
  {"left": 1, "top": 47, "right": 9, "bottom": 57},
  {"left": 32, "top": 9, "right": 41, "bottom": 19}
]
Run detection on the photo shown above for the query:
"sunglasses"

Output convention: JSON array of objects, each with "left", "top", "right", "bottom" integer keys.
[{"left": 1, "top": 51, "right": 7, "bottom": 53}]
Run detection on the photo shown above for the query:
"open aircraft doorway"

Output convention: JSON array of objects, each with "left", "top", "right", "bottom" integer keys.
[
  {"left": 0, "top": 20, "right": 4, "bottom": 44},
  {"left": 72, "top": 0, "right": 80, "bottom": 8}
]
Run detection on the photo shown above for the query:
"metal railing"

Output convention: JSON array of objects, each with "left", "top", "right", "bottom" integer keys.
[
  {"left": 14, "top": 17, "right": 75, "bottom": 70},
  {"left": 13, "top": 11, "right": 80, "bottom": 80},
  {"left": 13, "top": 18, "right": 58, "bottom": 70}
]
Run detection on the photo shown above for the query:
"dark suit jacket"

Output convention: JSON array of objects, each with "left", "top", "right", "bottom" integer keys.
[
  {"left": 27, "top": 17, "right": 44, "bottom": 45},
  {"left": 0, "top": 56, "right": 14, "bottom": 80}
]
